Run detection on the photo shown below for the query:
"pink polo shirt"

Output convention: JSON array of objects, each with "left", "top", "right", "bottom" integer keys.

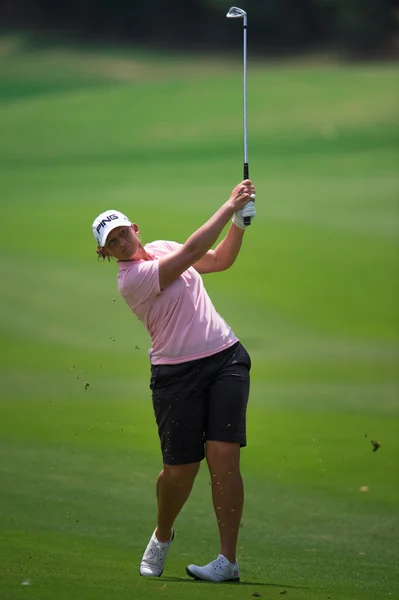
[{"left": 117, "top": 240, "right": 238, "bottom": 365}]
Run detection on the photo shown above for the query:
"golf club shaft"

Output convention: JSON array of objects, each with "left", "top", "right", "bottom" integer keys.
[
  {"left": 226, "top": 7, "right": 253, "bottom": 226},
  {"left": 242, "top": 13, "right": 251, "bottom": 226}
]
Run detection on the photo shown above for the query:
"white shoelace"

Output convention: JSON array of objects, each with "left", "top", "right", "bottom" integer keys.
[
  {"left": 144, "top": 540, "right": 168, "bottom": 564},
  {"left": 214, "top": 558, "right": 225, "bottom": 569}
]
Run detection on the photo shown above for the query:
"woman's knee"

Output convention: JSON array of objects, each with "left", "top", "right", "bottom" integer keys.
[
  {"left": 205, "top": 441, "right": 241, "bottom": 470},
  {"left": 162, "top": 462, "right": 201, "bottom": 483}
]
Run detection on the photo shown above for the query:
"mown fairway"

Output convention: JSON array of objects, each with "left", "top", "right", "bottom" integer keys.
[{"left": 0, "top": 36, "right": 398, "bottom": 600}]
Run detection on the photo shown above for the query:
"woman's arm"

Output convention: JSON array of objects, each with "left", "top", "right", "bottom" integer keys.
[
  {"left": 158, "top": 180, "right": 254, "bottom": 289},
  {"left": 193, "top": 223, "right": 245, "bottom": 274}
]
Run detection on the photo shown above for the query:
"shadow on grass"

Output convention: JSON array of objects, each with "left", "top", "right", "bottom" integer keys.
[{"left": 161, "top": 576, "right": 309, "bottom": 589}]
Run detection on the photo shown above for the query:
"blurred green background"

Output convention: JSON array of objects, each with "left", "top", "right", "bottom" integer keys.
[{"left": 0, "top": 2, "right": 398, "bottom": 598}]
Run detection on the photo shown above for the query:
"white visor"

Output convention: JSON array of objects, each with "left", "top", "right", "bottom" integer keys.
[{"left": 92, "top": 210, "right": 132, "bottom": 247}]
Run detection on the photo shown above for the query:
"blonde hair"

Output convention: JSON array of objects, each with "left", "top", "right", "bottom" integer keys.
[{"left": 96, "top": 245, "right": 110, "bottom": 262}]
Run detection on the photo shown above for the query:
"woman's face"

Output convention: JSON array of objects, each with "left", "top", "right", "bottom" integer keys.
[{"left": 103, "top": 224, "right": 140, "bottom": 260}]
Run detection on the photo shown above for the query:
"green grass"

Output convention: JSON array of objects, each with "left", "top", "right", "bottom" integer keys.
[{"left": 0, "top": 35, "right": 398, "bottom": 600}]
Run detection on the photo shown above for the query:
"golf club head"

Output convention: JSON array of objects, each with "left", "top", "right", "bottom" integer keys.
[{"left": 226, "top": 6, "right": 247, "bottom": 19}]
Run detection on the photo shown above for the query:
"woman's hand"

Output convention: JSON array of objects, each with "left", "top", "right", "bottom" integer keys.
[{"left": 228, "top": 179, "right": 256, "bottom": 212}]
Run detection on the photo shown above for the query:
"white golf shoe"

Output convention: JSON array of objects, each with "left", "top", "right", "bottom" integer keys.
[
  {"left": 139, "top": 529, "right": 174, "bottom": 577},
  {"left": 186, "top": 554, "right": 240, "bottom": 582}
]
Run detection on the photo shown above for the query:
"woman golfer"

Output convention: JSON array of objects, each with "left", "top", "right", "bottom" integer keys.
[{"left": 92, "top": 179, "right": 256, "bottom": 582}]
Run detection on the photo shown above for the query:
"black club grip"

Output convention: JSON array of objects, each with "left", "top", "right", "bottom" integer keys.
[{"left": 243, "top": 162, "right": 251, "bottom": 226}]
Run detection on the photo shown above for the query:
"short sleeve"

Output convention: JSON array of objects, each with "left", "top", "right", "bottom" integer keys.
[
  {"left": 146, "top": 240, "right": 182, "bottom": 254},
  {"left": 118, "top": 260, "right": 161, "bottom": 309}
]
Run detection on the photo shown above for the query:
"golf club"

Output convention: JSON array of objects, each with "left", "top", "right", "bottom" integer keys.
[{"left": 226, "top": 6, "right": 254, "bottom": 226}]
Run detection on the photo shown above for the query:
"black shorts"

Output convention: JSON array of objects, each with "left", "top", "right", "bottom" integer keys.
[{"left": 150, "top": 341, "right": 251, "bottom": 465}]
